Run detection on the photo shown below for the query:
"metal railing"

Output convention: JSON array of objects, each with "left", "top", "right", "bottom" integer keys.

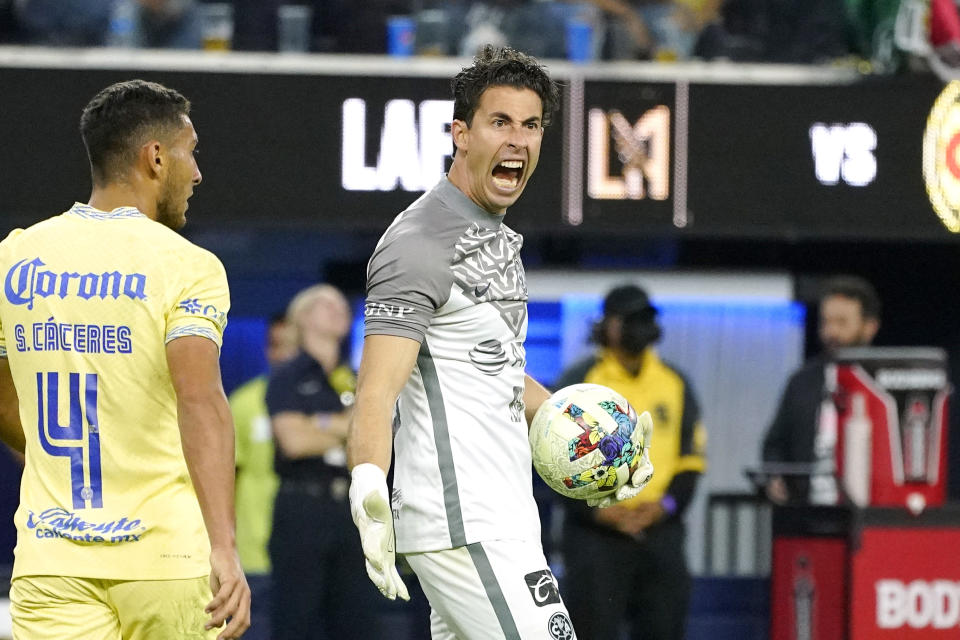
[{"left": 703, "top": 492, "right": 772, "bottom": 577}]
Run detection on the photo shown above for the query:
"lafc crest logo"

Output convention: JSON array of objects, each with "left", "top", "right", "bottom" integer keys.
[
  {"left": 587, "top": 106, "right": 670, "bottom": 201},
  {"left": 922, "top": 81, "right": 960, "bottom": 233}
]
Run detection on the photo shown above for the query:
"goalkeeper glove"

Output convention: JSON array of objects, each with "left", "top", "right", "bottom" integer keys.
[
  {"left": 588, "top": 410, "right": 655, "bottom": 508},
  {"left": 349, "top": 463, "right": 410, "bottom": 601}
]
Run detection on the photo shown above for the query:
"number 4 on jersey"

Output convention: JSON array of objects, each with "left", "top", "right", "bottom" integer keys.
[{"left": 36, "top": 372, "right": 103, "bottom": 509}]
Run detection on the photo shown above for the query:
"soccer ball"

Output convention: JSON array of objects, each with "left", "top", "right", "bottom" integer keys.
[{"left": 529, "top": 383, "right": 647, "bottom": 501}]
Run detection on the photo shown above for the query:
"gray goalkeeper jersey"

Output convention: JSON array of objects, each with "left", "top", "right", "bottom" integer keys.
[{"left": 364, "top": 177, "right": 541, "bottom": 554}]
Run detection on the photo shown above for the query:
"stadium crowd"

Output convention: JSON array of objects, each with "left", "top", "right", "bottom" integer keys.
[{"left": 0, "top": 0, "right": 937, "bottom": 68}]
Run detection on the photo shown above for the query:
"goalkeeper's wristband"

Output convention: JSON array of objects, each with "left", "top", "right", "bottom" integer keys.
[{"left": 351, "top": 462, "right": 388, "bottom": 489}]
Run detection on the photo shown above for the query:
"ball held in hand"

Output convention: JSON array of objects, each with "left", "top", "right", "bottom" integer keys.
[{"left": 530, "top": 383, "right": 649, "bottom": 502}]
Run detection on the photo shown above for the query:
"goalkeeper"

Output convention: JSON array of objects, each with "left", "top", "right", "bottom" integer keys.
[
  {"left": 555, "top": 284, "right": 707, "bottom": 640},
  {"left": 346, "top": 46, "right": 653, "bottom": 640}
]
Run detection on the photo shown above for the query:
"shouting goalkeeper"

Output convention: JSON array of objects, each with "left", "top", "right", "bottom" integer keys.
[{"left": 345, "top": 47, "right": 653, "bottom": 640}]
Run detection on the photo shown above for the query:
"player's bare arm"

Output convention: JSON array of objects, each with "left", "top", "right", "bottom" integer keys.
[
  {"left": 346, "top": 333, "right": 418, "bottom": 601},
  {"left": 167, "top": 335, "right": 251, "bottom": 640},
  {"left": 0, "top": 358, "right": 25, "bottom": 454},
  {"left": 272, "top": 409, "right": 350, "bottom": 459},
  {"left": 522, "top": 372, "right": 551, "bottom": 428},
  {"left": 347, "top": 333, "right": 420, "bottom": 473}
]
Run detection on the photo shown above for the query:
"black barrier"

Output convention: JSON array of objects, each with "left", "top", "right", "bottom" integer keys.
[{"left": 0, "top": 55, "right": 956, "bottom": 240}]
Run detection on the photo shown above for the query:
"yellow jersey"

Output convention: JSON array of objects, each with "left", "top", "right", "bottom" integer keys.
[{"left": 0, "top": 203, "right": 229, "bottom": 580}]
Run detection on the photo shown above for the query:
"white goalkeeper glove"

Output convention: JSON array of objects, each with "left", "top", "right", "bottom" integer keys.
[
  {"left": 588, "top": 410, "right": 655, "bottom": 508},
  {"left": 349, "top": 463, "right": 410, "bottom": 601}
]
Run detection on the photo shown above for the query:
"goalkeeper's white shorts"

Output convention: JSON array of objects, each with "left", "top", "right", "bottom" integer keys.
[{"left": 404, "top": 538, "right": 577, "bottom": 640}]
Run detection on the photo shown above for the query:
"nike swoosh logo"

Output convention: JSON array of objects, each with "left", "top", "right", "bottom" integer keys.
[{"left": 474, "top": 283, "right": 491, "bottom": 297}]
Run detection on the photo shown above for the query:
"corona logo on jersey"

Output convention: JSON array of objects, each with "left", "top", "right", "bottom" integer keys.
[
  {"left": 922, "top": 80, "right": 960, "bottom": 233},
  {"left": 587, "top": 106, "right": 670, "bottom": 201},
  {"left": 4, "top": 257, "right": 147, "bottom": 310}
]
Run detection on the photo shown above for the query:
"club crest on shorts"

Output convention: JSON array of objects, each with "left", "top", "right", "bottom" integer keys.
[
  {"left": 547, "top": 611, "right": 574, "bottom": 640},
  {"left": 524, "top": 569, "right": 561, "bottom": 607}
]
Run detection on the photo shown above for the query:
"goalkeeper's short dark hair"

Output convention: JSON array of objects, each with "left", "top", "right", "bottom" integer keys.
[{"left": 451, "top": 45, "right": 559, "bottom": 143}]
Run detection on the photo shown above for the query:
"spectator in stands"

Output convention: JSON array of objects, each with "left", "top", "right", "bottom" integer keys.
[
  {"left": 15, "top": 0, "right": 202, "bottom": 48},
  {"left": 231, "top": 0, "right": 280, "bottom": 50},
  {"left": 761, "top": 276, "right": 880, "bottom": 505},
  {"left": 693, "top": 0, "right": 768, "bottom": 61},
  {"left": 229, "top": 313, "right": 298, "bottom": 640},
  {"left": 695, "top": 0, "right": 850, "bottom": 62},
  {"left": 307, "top": 0, "right": 412, "bottom": 53},
  {"left": 456, "top": 0, "right": 580, "bottom": 59},
  {"left": 14, "top": 0, "right": 113, "bottom": 46},
  {"left": 589, "top": 0, "right": 722, "bottom": 60},
  {"left": 765, "top": 0, "right": 849, "bottom": 63},
  {"left": 135, "top": 0, "right": 202, "bottom": 49},
  {"left": 557, "top": 284, "right": 707, "bottom": 640}
]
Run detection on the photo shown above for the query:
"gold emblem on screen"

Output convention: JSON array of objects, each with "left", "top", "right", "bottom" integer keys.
[
  {"left": 923, "top": 81, "right": 960, "bottom": 233},
  {"left": 587, "top": 107, "right": 670, "bottom": 201}
]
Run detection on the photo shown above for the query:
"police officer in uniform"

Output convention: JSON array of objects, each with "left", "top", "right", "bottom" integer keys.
[
  {"left": 556, "top": 284, "right": 707, "bottom": 640},
  {"left": 266, "top": 284, "right": 384, "bottom": 640}
]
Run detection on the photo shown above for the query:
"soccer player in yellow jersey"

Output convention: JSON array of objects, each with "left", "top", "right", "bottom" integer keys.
[{"left": 0, "top": 80, "right": 250, "bottom": 639}]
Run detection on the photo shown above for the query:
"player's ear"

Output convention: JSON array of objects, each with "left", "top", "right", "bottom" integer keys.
[
  {"left": 863, "top": 317, "right": 879, "bottom": 343},
  {"left": 141, "top": 140, "right": 163, "bottom": 178},
  {"left": 451, "top": 119, "right": 469, "bottom": 152}
]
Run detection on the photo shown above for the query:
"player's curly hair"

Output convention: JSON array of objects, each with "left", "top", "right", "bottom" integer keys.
[
  {"left": 451, "top": 45, "right": 560, "bottom": 134},
  {"left": 80, "top": 79, "right": 191, "bottom": 186}
]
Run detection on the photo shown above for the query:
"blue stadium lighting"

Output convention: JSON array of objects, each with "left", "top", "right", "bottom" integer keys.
[{"left": 347, "top": 296, "right": 806, "bottom": 385}]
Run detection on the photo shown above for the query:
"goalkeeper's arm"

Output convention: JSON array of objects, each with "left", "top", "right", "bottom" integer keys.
[
  {"left": 522, "top": 373, "right": 551, "bottom": 429},
  {"left": 346, "top": 333, "right": 419, "bottom": 602},
  {"left": 346, "top": 334, "right": 419, "bottom": 473}
]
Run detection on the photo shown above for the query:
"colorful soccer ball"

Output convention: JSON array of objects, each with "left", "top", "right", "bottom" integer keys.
[{"left": 529, "top": 383, "right": 645, "bottom": 501}]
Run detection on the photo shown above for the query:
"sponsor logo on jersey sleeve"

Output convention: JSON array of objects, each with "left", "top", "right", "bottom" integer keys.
[
  {"left": 177, "top": 298, "right": 226, "bottom": 330},
  {"left": 364, "top": 301, "right": 416, "bottom": 320},
  {"left": 524, "top": 569, "right": 562, "bottom": 607}
]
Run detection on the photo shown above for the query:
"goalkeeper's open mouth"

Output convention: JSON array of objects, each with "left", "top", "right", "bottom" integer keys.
[{"left": 491, "top": 159, "right": 525, "bottom": 192}]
